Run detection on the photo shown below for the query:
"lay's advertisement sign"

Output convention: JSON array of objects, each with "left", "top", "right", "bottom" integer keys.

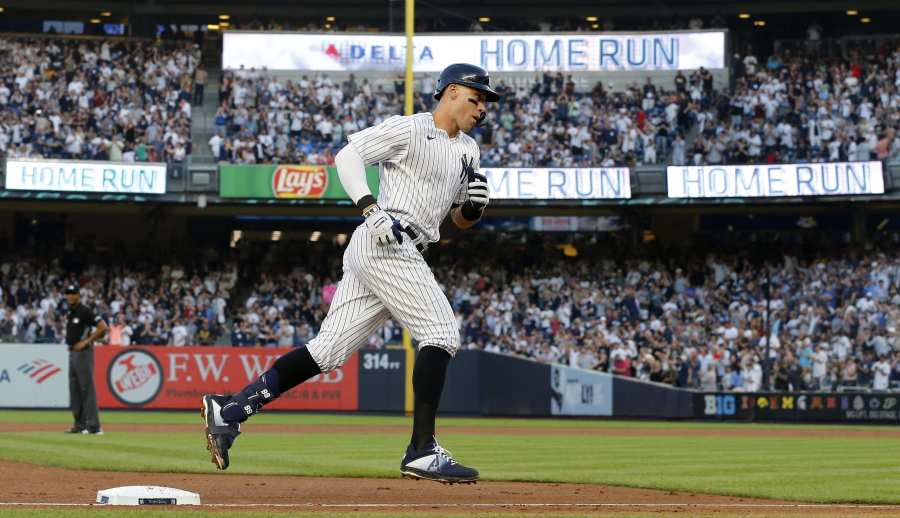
[
  {"left": 219, "top": 164, "right": 380, "bottom": 200},
  {"left": 272, "top": 165, "right": 329, "bottom": 198}
]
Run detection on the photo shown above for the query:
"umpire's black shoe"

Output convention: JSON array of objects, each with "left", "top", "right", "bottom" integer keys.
[
  {"left": 201, "top": 394, "right": 241, "bottom": 470},
  {"left": 64, "top": 427, "right": 85, "bottom": 434},
  {"left": 400, "top": 438, "right": 479, "bottom": 484}
]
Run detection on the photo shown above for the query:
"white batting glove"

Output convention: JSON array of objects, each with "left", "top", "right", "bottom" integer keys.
[
  {"left": 364, "top": 204, "right": 400, "bottom": 246},
  {"left": 466, "top": 171, "right": 490, "bottom": 211}
]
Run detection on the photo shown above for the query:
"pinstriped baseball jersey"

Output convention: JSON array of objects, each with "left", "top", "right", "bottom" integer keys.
[
  {"left": 306, "top": 112, "right": 478, "bottom": 372},
  {"left": 306, "top": 223, "right": 459, "bottom": 371},
  {"left": 347, "top": 112, "right": 479, "bottom": 243}
]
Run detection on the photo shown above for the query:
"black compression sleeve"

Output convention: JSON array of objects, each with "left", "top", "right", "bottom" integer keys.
[{"left": 460, "top": 201, "right": 483, "bottom": 221}]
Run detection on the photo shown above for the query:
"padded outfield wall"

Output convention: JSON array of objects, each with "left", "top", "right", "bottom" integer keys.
[{"left": 5, "top": 344, "right": 894, "bottom": 422}]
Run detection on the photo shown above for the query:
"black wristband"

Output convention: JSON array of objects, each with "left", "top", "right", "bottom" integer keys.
[
  {"left": 460, "top": 200, "right": 484, "bottom": 222},
  {"left": 356, "top": 194, "right": 377, "bottom": 213}
]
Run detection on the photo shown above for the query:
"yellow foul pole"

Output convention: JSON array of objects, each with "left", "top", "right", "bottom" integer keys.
[
  {"left": 404, "top": 0, "right": 414, "bottom": 115},
  {"left": 402, "top": 0, "right": 416, "bottom": 415}
]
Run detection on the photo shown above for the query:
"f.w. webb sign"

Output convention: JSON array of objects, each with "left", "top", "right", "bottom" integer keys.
[
  {"left": 667, "top": 161, "right": 884, "bottom": 198},
  {"left": 94, "top": 346, "right": 358, "bottom": 411}
]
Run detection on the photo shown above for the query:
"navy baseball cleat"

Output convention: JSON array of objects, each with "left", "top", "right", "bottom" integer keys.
[
  {"left": 400, "top": 439, "right": 479, "bottom": 484},
  {"left": 201, "top": 394, "right": 241, "bottom": 470}
]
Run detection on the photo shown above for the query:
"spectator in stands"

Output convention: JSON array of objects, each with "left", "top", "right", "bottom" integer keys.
[
  {"left": 700, "top": 363, "right": 718, "bottom": 391},
  {"left": 841, "top": 359, "right": 859, "bottom": 388},
  {"left": 196, "top": 318, "right": 214, "bottom": 345},
  {"left": 811, "top": 344, "right": 828, "bottom": 389},
  {"left": 677, "top": 352, "right": 701, "bottom": 388},
  {"left": 194, "top": 67, "right": 208, "bottom": 106},
  {"left": 170, "top": 318, "right": 188, "bottom": 346},
  {"left": 724, "top": 365, "right": 742, "bottom": 391},
  {"left": 107, "top": 313, "right": 133, "bottom": 345},
  {"left": 873, "top": 355, "right": 892, "bottom": 391}
]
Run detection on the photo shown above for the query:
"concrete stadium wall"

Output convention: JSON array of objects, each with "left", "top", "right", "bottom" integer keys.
[{"left": 11, "top": 344, "right": 898, "bottom": 423}]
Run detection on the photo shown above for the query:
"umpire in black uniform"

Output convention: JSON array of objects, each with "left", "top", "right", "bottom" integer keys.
[{"left": 63, "top": 283, "right": 108, "bottom": 435}]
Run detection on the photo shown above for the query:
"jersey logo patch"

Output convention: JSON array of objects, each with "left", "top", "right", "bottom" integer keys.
[{"left": 460, "top": 155, "right": 475, "bottom": 182}]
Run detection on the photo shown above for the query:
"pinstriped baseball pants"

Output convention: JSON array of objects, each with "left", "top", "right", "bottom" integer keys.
[{"left": 306, "top": 224, "right": 459, "bottom": 372}]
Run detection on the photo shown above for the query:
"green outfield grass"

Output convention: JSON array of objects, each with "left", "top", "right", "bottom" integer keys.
[
  {"left": 1, "top": 411, "right": 900, "bottom": 504},
  {"left": 0, "top": 409, "right": 895, "bottom": 430}
]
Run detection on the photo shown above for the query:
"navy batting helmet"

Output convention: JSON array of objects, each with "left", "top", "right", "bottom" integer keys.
[{"left": 433, "top": 63, "right": 499, "bottom": 102}]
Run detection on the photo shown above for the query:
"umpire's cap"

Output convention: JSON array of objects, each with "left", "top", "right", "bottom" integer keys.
[
  {"left": 433, "top": 63, "right": 499, "bottom": 102},
  {"left": 64, "top": 283, "right": 79, "bottom": 295}
]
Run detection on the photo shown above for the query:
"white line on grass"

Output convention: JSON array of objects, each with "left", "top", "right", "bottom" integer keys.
[{"left": 0, "top": 502, "right": 899, "bottom": 509}]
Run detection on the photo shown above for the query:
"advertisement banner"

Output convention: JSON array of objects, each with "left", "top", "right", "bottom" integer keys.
[
  {"left": 0, "top": 345, "right": 69, "bottom": 408},
  {"left": 550, "top": 364, "right": 613, "bottom": 416},
  {"left": 94, "top": 346, "right": 358, "bottom": 411},
  {"left": 483, "top": 167, "right": 632, "bottom": 199},
  {"left": 530, "top": 216, "right": 627, "bottom": 232},
  {"left": 696, "top": 392, "right": 900, "bottom": 422},
  {"left": 667, "top": 161, "right": 885, "bottom": 198},
  {"left": 223, "top": 31, "right": 726, "bottom": 72},
  {"left": 221, "top": 164, "right": 630, "bottom": 201},
  {"left": 5, "top": 159, "right": 167, "bottom": 194},
  {"left": 219, "top": 164, "right": 380, "bottom": 199}
]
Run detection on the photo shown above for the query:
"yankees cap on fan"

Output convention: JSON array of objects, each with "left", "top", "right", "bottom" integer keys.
[{"left": 433, "top": 63, "right": 500, "bottom": 102}]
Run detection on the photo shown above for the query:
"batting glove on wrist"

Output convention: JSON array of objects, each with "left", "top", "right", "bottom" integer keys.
[
  {"left": 466, "top": 171, "right": 490, "bottom": 211},
  {"left": 364, "top": 204, "right": 403, "bottom": 246}
]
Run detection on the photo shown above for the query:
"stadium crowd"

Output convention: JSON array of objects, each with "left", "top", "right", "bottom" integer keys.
[
  {"left": 208, "top": 71, "right": 403, "bottom": 165},
  {"left": 0, "top": 37, "right": 200, "bottom": 163},
  {"left": 209, "top": 68, "right": 702, "bottom": 168},
  {"left": 0, "top": 258, "right": 236, "bottom": 347},
  {"left": 685, "top": 42, "right": 900, "bottom": 166},
  {"left": 6, "top": 238, "right": 900, "bottom": 393}
]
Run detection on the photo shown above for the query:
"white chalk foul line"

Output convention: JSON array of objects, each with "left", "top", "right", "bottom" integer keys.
[{"left": 0, "top": 502, "right": 899, "bottom": 509}]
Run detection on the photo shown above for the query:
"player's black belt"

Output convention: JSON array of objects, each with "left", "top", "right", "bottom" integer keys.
[{"left": 400, "top": 225, "right": 428, "bottom": 254}]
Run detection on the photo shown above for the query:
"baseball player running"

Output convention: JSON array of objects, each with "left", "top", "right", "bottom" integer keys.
[{"left": 202, "top": 63, "right": 498, "bottom": 484}]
